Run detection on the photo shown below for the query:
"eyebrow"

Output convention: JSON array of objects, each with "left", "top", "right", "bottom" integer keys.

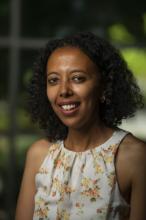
[
  {"left": 47, "top": 69, "right": 88, "bottom": 76},
  {"left": 47, "top": 72, "right": 59, "bottom": 76},
  {"left": 70, "top": 69, "right": 88, "bottom": 74}
]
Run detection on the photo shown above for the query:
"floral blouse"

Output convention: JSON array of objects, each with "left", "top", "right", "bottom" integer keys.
[{"left": 33, "top": 129, "right": 130, "bottom": 220}]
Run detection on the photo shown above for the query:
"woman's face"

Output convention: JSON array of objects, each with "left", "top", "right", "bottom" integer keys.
[{"left": 46, "top": 46, "right": 101, "bottom": 130}]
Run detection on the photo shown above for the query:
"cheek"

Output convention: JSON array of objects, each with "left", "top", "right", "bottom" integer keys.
[
  {"left": 75, "top": 86, "right": 98, "bottom": 102},
  {"left": 46, "top": 87, "right": 55, "bottom": 104},
  {"left": 79, "top": 88, "right": 99, "bottom": 113}
]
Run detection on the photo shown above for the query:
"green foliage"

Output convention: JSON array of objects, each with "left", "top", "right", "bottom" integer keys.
[
  {"left": 108, "top": 24, "right": 136, "bottom": 44},
  {"left": 122, "top": 48, "right": 146, "bottom": 103},
  {"left": 122, "top": 48, "right": 146, "bottom": 77}
]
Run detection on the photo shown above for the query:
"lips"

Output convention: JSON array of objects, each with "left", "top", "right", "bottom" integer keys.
[
  {"left": 57, "top": 101, "right": 80, "bottom": 115},
  {"left": 61, "top": 103, "right": 79, "bottom": 111}
]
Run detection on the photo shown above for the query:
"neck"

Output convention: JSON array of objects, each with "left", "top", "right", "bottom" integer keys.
[{"left": 64, "top": 122, "right": 114, "bottom": 152}]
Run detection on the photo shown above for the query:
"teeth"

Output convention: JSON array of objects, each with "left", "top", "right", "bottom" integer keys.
[{"left": 61, "top": 104, "right": 77, "bottom": 110}]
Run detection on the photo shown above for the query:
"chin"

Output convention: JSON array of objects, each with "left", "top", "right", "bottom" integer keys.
[
  {"left": 60, "top": 117, "right": 90, "bottom": 131},
  {"left": 54, "top": 110, "right": 93, "bottom": 130},
  {"left": 60, "top": 119, "right": 80, "bottom": 129}
]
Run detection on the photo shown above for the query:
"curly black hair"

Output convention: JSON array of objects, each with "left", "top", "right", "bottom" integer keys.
[{"left": 27, "top": 31, "right": 143, "bottom": 141}]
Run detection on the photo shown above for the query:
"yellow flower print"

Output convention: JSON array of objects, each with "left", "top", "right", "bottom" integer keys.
[
  {"left": 94, "top": 163, "right": 104, "bottom": 174},
  {"left": 102, "top": 144, "right": 117, "bottom": 155},
  {"left": 105, "top": 156, "right": 113, "bottom": 163},
  {"left": 107, "top": 172, "right": 115, "bottom": 187},
  {"left": 38, "top": 167, "right": 48, "bottom": 174},
  {"left": 49, "top": 143, "right": 60, "bottom": 156},
  {"left": 35, "top": 206, "right": 49, "bottom": 218},
  {"left": 52, "top": 178, "right": 63, "bottom": 193},
  {"left": 81, "top": 177, "right": 100, "bottom": 200},
  {"left": 54, "top": 152, "right": 71, "bottom": 172},
  {"left": 61, "top": 210, "right": 70, "bottom": 220},
  {"left": 34, "top": 197, "right": 50, "bottom": 218},
  {"left": 81, "top": 177, "right": 91, "bottom": 188},
  {"left": 56, "top": 209, "right": 70, "bottom": 220},
  {"left": 52, "top": 177, "right": 75, "bottom": 202},
  {"left": 35, "top": 197, "right": 45, "bottom": 206}
]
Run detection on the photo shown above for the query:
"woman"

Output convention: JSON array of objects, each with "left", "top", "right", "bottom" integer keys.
[{"left": 15, "top": 32, "right": 146, "bottom": 220}]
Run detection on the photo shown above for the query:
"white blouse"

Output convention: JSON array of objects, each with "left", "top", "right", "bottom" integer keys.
[{"left": 33, "top": 128, "right": 130, "bottom": 220}]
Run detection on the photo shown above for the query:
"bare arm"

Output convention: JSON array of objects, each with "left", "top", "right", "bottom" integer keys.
[
  {"left": 129, "top": 141, "right": 146, "bottom": 220},
  {"left": 15, "top": 139, "right": 50, "bottom": 220}
]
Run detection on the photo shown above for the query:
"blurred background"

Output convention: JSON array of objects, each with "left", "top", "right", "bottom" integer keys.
[{"left": 0, "top": 0, "right": 146, "bottom": 219}]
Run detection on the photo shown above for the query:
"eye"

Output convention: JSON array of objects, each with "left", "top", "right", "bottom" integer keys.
[
  {"left": 47, "top": 77, "right": 59, "bottom": 85},
  {"left": 72, "top": 75, "right": 86, "bottom": 83}
]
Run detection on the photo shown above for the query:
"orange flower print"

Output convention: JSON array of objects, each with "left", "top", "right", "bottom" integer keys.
[
  {"left": 75, "top": 202, "right": 80, "bottom": 207},
  {"left": 55, "top": 159, "right": 62, "bottom": 168},
  {"left": 35, "top": 207, "right": 49, "bottom": 218},
  {"left": 52, "top": 191, "right": 56, "bottom": 197},
  {"left": 81, "top": 177, "right": 100, "bottom": 200},
  {"left": 75, "top": 202, "right": 84, "bottom": 215}
]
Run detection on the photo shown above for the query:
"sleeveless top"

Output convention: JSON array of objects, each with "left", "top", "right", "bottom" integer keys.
[{"left": 33, "top": 128, "right": 130, "bottom": 220}]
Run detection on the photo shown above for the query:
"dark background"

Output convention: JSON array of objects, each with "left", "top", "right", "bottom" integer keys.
[{"left": 0, "top": 0, "right": 146, "bottom": 219}]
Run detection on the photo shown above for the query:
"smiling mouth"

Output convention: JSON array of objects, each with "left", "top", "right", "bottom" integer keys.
[
  {"left": 59, "top": 102, "right": 80, "bottom": 112},
  {"left": 61, "top": 104, "right": 78, "bottom": 110}
]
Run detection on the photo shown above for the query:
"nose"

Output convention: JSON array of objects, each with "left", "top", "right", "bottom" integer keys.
[{"left": 59, "top": 80, "right": 73, "bottom": 98}]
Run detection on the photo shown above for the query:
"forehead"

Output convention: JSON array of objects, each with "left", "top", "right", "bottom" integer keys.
[{"left": 47, "top": 46, "right": 97, "bottom": 70}]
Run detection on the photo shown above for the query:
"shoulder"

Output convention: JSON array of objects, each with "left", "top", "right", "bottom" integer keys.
[
  {"left": 120, "top": 133, "right": 146, "bottom": 161},
  {"left": 25, "top": 138, "right": 53, "bottom": 174},
  {"left": 15, "top": 139, "right": 52, "bottom": 219},
  {"left": 27, "top": 138, "right": 51, "bottom": 158},
  {"left": 119, "top": 133, "right": 146, "bottom": 180},
  {"left": 116, "top": 132, "right": 146, "bottom": 203},
  {"left": 120, "top": 134, "right": 146, "bottom": 219}
]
